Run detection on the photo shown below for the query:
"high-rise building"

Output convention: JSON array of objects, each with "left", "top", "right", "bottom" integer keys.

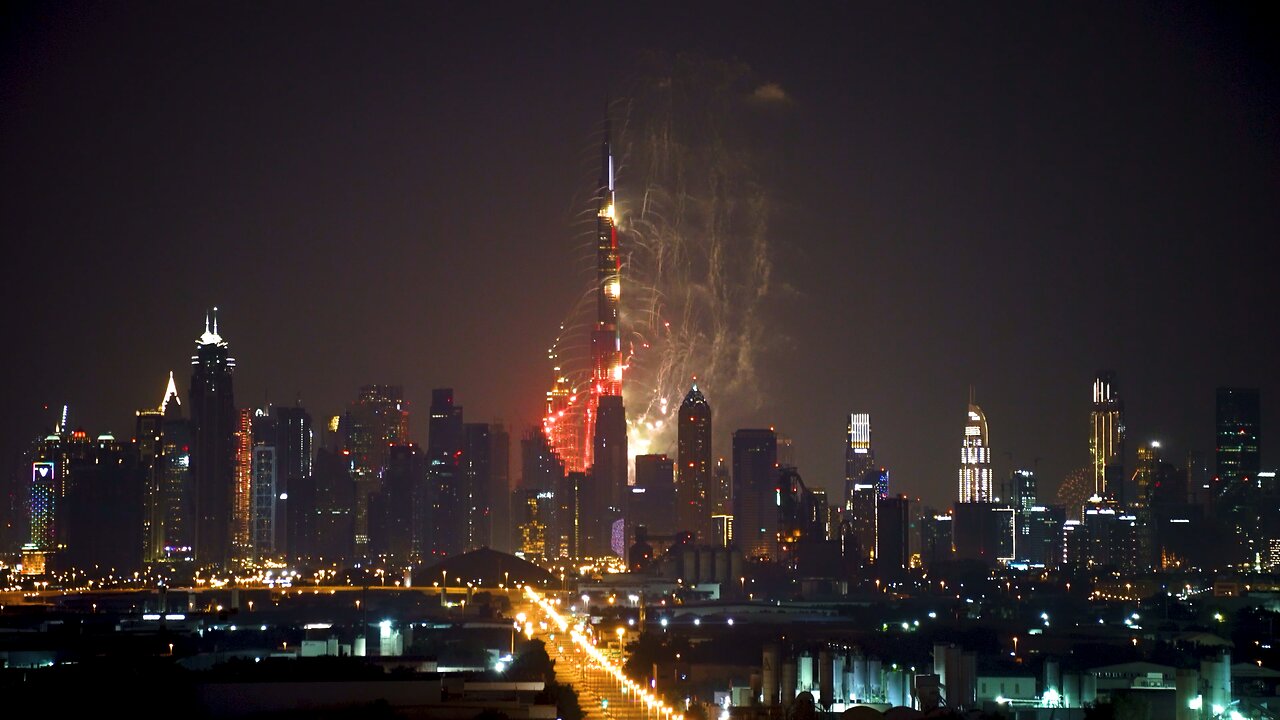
[
  {"left": 1013, "top": 469, "right": 1037, "bottom": 511},
  {"left": 378, "top": 443, "right": 423, "bottom": 565},
  {"left": 1216, "top": 387, "right": 1261, "bottom": 486},
  {"left": 426, "top": 388, "right": 464, "bottom": 558},
  {"left": 65, "top": 434, "right": 144, "bottom": 573},
  {"left": 630, "top": 454, "right": 676, "bottom": 547},
  {"left": 309, "top": 443, "right": 355, "bottom": 563},
  {"left": 677, "top": 384, "right": 712, "bottom": 540},
  {"left": 582, "top": 116, "right": 624, "bottom": 471},
  {"left": 844, "top": 413, "right": 875, "bottom": 507},
  {"left": 732, "top": 428, "right": 778, "bottom": 561},
  {"left": 189, "top": 308, "right": 237, "bottom": 568},
  {"left": 233, "top": 407, "right": 254, "bottom": 561},
  {"left": 876, "top": 495, "right": 911, "bottom": 579},
  {"left": 136, "top": 375, "right": 169, "bottom": 565},
  {"left": 1091, "top": 373, "right": 1125, "bottom": 501},
  {"left": 489, "top": 423, "right": 512, "bottom": 552},
  {"left": 342, "top": 384, "right": 409, "bottom": 557},
  {"left": 158, "top": 389, "right": 193, "bottom": 564},
  {"left": 845, "top": 467, "right": 882, "bottom": 566},
  {"left": 711, "top": 457, "right": 731, "bottom": 516},
  {"left": 589, "top": 395, "right": 627, "bottom": 557},
  {"left": 958, "top": 402, "right": 993, "bottom": 503},
  {"left": 461, "top": 422, "right": 492, "bottom": 552},
  {"left": 275, "top": 405, "right": 312, "bottom": 561},
  {"left": 248, "top": 409, "right": 277, "bottom": 562},
  {"left": 519, "top": 427, "right": 565, "bottom": 560}
]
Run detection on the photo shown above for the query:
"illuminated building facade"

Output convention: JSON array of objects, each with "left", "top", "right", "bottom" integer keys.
[
  {"left": 843, "top": 413, "right": 875, "bottom": 509},
  {"left": 732, "top": 428, "right": 778, "bottom": 560},
  {"left": 249, "top": 409, "right": 277, "bottom": 562},
  {"left": 1215, "top": 387, "right": 1260, "bottom": 486},
  {"left": 677, "top": 384, "right": 712, "bottom": 540},
  {"left": 1091, "top": 373, "right": 1125, "bottom": 501},
  {"left": 958, "top": 403, "right": 993, "bottom": 503},
  {"left": 233, "top": 407, "right": 254, "bottom": 561},
  {"left": 158, "top": 389, "right": 193, "bottom": 563},
  {"left": 29, "top": 459, "right": 56, "bottom": 551},
  {"left": 712, "top": 457, "right": 731, "bottom": 516},
  {"left": 189, "top": 308, "right": 237, "bottom": 568}
]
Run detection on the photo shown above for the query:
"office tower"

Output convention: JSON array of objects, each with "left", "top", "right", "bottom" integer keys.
[
  {"left": 426, "top": 388, "right": 464, "bottom": 558},
  {"left": 1013, "top": 469, "right": 1037, "bottom": 511},
  {"left": 543, "top": 370, "right": 581, "bottom": 474},
  {"left": 845, "top": 468, "right": 881, "bottom": 567},
  {"left": 1082, "top": 504, "right": 1140, "bottom": 573},
  {"left": 844, "top": 413, "right": 875, "bottom": 504},
  {"left": 920, "top": 510, "right": 953, "bottom": 569},
  {"left": 29, "top": 452, "right": 57, "bottom": 552},
  {"left": 958, "top": 401, "right": 993, "bottom": 503},
  {"left": 65, "top": 434, "right": 144, "bottom": 573},
  {"left": 590, "top": 394, "right": 627, "bottom": 557},
  {"left": 554, "top": 471, "right": 584, "bottom": 559},
  {"left": 489, "top": 423, "right": 511, "bottom": 552},
  {"left": 248, "top": 409, "right": 277, "bottom": 562},
  {"left": 629, "top": 454, "right": 676, "bottom": 548},
  {"left": 677, "top": 383, "right": 712, "bottom": 540},
  {"left": 732, "top": 428, "right": 778, "bottom": 560},
  {"left": 876, "top": 495, "right": 911, "bottom": 579},
  {"left": 189, "top": 308, "right": 237, "bottom": 568},
  {"left": 343, "top": 384, "right": 409, "bottom": 556},
  {"left": 136, "top": 376, "right": 169, "bottom": 565},
  {"left": 158, "top": 388, "right": 193, "bottom": 563},
  {"left": 953, "top": 502, "right": 1004, "bottom": 564},
  {"left": 275, "top": 405, "right": 312, "bottom": 561},
  {"left": 777, "top": 468, "right": 833, "bottom": 572},
  {"left": 519, "top": 427, "right": 565, "bottom": 559},
  {"left": 378, "top": 444, "right": 423, "bottom": 565},
  {"left": 711, "top": 457, "right": 731, "bottom": 516},
  {"left": 1091, "top": 373, "right": 1125, "bottom": 501},
  {"left": 310, "top": 446, "right": 355, "bottom": 562},
  {"left": 461, "top": 422, "right": 492, "bottom": 552},
  {"left": 1216, "top": 387, "right": 1261, "bottom": 486},
  {"left": 233, "top": 407, "right": 254, "bottom": 561}
]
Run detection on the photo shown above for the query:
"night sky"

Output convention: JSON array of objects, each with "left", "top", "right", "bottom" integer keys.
[{"left": 2, "top": 2, "right": 1276, "bottom": 509}]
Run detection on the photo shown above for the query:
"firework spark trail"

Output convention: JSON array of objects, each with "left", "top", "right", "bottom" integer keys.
[{"left": 545, "top": 56, "right": 777, "bottom": 470}]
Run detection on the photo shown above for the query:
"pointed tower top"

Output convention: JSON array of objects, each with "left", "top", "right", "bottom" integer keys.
[
  {"left": 198, "top": 307, "right": 224, "bottom": 346},
  {"left": 161, "top": 371, "right": 181, "bottom": 413}
]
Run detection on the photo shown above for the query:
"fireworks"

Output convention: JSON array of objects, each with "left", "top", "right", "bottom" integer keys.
[{"left": 545, "top": 55, "right": 777, "bottom": 471}]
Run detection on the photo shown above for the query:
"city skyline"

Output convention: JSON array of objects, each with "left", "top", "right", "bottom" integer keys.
[{"left": 2, "top": 3, "right": 1277, "bottom": 511}]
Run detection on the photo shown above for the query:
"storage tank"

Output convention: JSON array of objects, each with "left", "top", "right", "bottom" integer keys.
[
  {"left": 681, "top": 548, "right": 698, "bottom": 582},
  {"left": 818, "top": 649, "right": 834, "bottom": 708},
  {"left": 799, "top": 652, "right": 815, "bottom": 691},
  {"left": 714, "top": 548, "right": 729, "bottom": 583},
  {"left": 1062, "top": 673, "right": 1081, "bottom": 708},
  {"left": 1043, "top": 658, "right": 1061, "bottom": 700},
  {"left": 762, "top": 644, "right": 780, "bottom": 707},
  {"left": 1080, "top": 672, "right": 1097, "bottom": 706},
  {"left": 959, "top": 651, "right": 977, "bottom": 708},
  {"left": 698, "top": 547, "right": 714, "bottom": 583},
  {"left": 868, "top": 658, "right": 883, "bottom": 700},
  {"left": 782, "top": 661, "right": 798, "bottom": 708},
  {"left": 852, "top": 656, "right": 868, "bottom": 700},
  {"left": 1175, "top": 668, "right": 1200, "bottom": 720},
  {"left": 1201, "top": 650, "right": 1231, "bottom": 712},
  {"left": 832, "top": 652, "right": 846, "bottom": 704},
  {"left": 885, "top": 669, "right": 906, "bottom": 707},
  {"left": 730, "top": 552, "right": 744, "bottom": 588}
]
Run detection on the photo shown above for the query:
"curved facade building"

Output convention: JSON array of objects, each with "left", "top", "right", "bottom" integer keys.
[{"left": 958, "top": 403, "right": 993, "bottom": 503}]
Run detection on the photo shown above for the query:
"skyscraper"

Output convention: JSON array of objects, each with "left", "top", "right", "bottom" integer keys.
[
  {"left": 461, "top": 422, "right": 492, "bottom": 552},
  {"left": 249, "top": 409, "right": 278, "bottom": 562},
  {"left": 378, "top": 443, "right": 423, "bottom": 565},
  {"left": 582, "top": 115, "right": 624, "bottom": 472},
  {"left": 677, "top": 383, "right": 712, "bottom": 540},
  {"left": 136, "top": 376, "right": 170, "bottom": 565},
  {"left": 844, "top": 413, "right": 875, "bottom": 507},
  {"left": 1216, "top": 387, "right": 1261, "bottom": 486},
  {"left": 589, "top": 394, "right": 627, "bottom": 557},
  {"left": 343, "top": 385, "right": 409, "bottom": 557},
  {"left": 958, "top": 402, "right": 993, "bottom": 503},
  {"left": 732, "top": 428, "right": 778, "bottom": 560},
  {"left": 427, "top": 388, "right": 464, "bottom": 557},
  {"left": 1091, "top": 373, "right": 1125, "bottom": 501},
  {"left": 65, "top": 434, "right": 144, "bottom": 574},
  {"left": 630, "top": 454, "right": 676, "bottom": 546},
  {"left": 275, "top": 404, "right": 312, "bottom": 561},
  {"left": 489, "top": 422, "right": 511, "bottom": 552},
  {"left": 189, "top": 308, "right": 236, "bottom": 568},
  {"left": 233, "top": 407, "right": 254, "bottom": 561},
  {"left": 158, "top": 385, "right": 193, "bottom": 563},
  {"left": 876, "top": 495, "right": 911, "bottom": 579}
]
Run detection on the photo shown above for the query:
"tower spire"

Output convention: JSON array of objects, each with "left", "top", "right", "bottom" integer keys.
[{"left": 161, "top": 371, "right": 181, "bottom": 413}]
